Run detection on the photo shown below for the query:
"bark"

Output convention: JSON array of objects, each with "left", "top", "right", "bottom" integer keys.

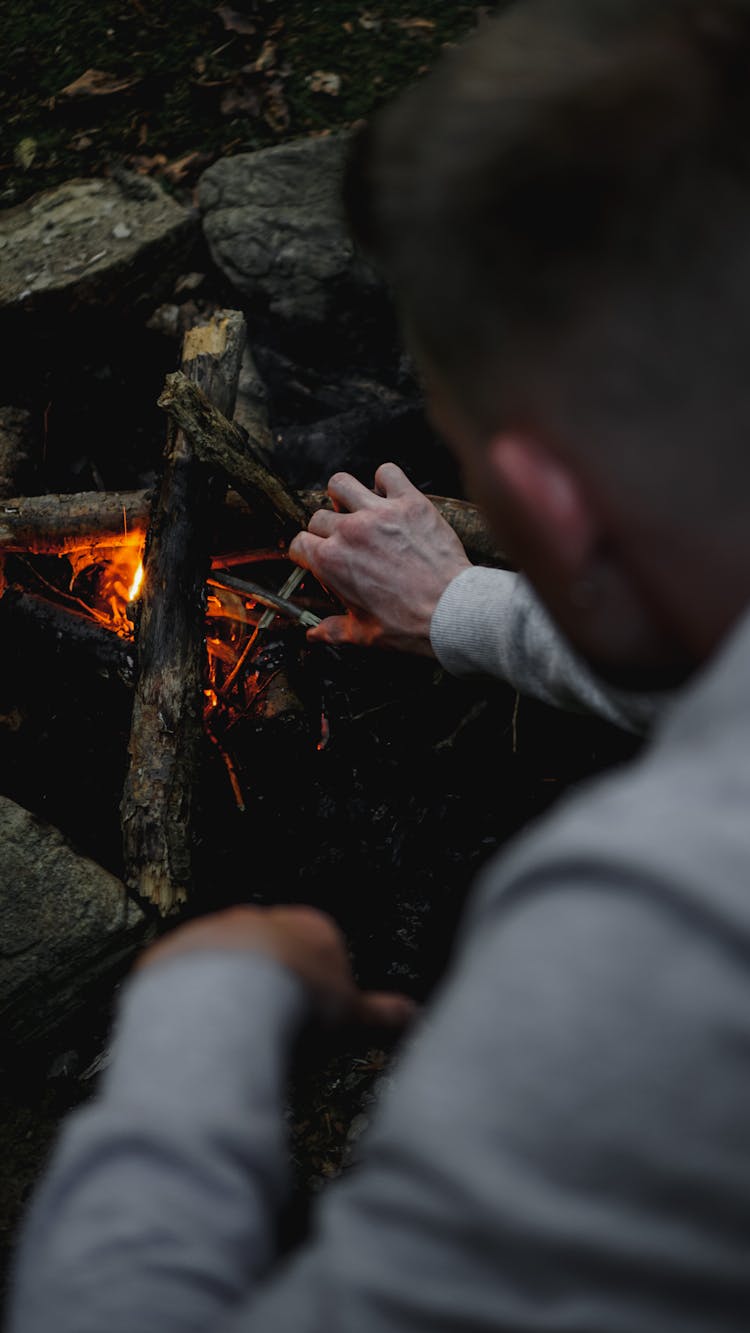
[
  {"left": 0, "top": 588, "right": 136, "bottom": 683},
  {"left": 121, "top": 311, "right": 246, "bottom": 914},
  {"left": 158, "top": 371, "right": 311, "bottom": 538},
  {"left": 0, "top": 483, "right": 507, "bottom": 568},
  {"left": 0, "top": 490, "right": 148, "bottom": 553}
]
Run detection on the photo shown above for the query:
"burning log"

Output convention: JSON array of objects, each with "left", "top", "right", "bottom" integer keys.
[
  {"left": 0, "top": 484, "right": 507, "bottom": 569},
  {"left": 121, "top": 310, "right": 246, "bottom": 915},
  {"left": 0, "top": 588, "right": 136, "bottom": 684},
  {"left": 0, "top": 490, "right": 148, "bottom": 554}
]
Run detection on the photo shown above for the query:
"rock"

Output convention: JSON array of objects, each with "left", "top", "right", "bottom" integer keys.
[
  {"left": 233, "top": 345, "right": 273, "bottom": 455},
  {"left": 0, "top": 795, "right": 150, "bottom": 1048},
  {"left": 199, "top": 134, "right": 382, "bottom": 327},
  {"left": 0, "top": 406, "right": 33, "bottom": 499},
  {"left": 0, "top": 175, "right": 196, "bottom": 316}
]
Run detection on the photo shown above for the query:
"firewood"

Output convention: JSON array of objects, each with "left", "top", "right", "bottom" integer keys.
[
  {"left": 0, "top": 490, "right": 148, "bottom": 553},
  {"left": 121, "top": 310, "right": 246, "bottom": 915},
  {"left": 0, "top": 485, "right": 507, "bottom": 568},
  {"left": 0, "top": 588, "right": 136, "bottom": 684},
  {"left": 158, "top": 371, "right": 311, "bottom": 537}
]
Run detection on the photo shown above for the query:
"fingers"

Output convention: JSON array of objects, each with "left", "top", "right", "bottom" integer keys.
[
  {"left": 327, "top": 471, "right": 382, "bottom": 513},
  {"left": 355, "top": 990, "right": 419, "bottom": 1029},
  {"left": 306, "top": 508, "right": 341, "bottom": 537},
  {"left": 288, "top": 529, "right": 324, "bottom": 572},
  {"left": 306, "top": 614, "right": 362, "bottom": 646},
  {"left": 373, "top": 462, "right": 415, "bottom": 498}
]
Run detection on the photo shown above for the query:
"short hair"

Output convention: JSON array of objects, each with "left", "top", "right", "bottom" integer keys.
[{"left": 345, "top": 0, "right": 750, "bottom": 529}]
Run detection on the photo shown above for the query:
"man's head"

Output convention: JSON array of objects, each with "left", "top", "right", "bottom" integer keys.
[{"left": 346, "top": 0, "right": 750, "bottom": 684}]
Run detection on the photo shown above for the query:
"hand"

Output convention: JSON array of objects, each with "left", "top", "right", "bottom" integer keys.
[
  {"left": 289, "top": 462, "right": 471, "bottom": 653},
  {"left": 136, "top": 904, "right": 417, "bottom": 1028}
]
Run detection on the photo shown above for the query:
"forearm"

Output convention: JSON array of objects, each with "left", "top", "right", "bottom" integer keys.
[
  {"left": 430, "top": 566, "right": 661, "bottom": 734},
  {"left": 7, "top": 952, "right": 308, "bottom": 1333}
]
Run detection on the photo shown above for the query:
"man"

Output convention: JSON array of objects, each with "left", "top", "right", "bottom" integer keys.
[{"left": 9, "top": 1, "right": 750, "bottom": 1328}]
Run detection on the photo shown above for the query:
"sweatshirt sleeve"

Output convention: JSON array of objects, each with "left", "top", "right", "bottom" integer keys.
[
  {"left": 430, "top": 566, "right": 661, "bottom": 734},
  {"left": 7, "top": 950, "right": 309, "bottom": 1333},
  {"left": 9, "top": 869, "right": 749, "bottom": 1333}
]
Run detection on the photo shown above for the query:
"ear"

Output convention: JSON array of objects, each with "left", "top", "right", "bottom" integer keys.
[{"left": 487, "top": 434, "right": 598, "bottom": 578}]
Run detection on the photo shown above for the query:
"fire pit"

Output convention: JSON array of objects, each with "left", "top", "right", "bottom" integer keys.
[{"left": 0, "top": 306, "right": 639, "bottom": 1293}]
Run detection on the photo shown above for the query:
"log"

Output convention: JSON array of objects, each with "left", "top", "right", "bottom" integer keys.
[
  {"left": 121, "top": 310, "right": 246, "bottom": 914},
  {"left": 0, "top": 485, "right": 507, "bottom": 568},
  {"left": 158, "top": 372, "right": 311, "bottom": 537},
  {"left": 0, "top": 588, "right": 136, "bottom": 684},
  {"left": 0, "top": 490, "right": 148, "bottom": 553}
]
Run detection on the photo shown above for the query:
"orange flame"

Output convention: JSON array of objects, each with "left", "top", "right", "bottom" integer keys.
[{"left": 128, "top": 561, "right": 144, "bottom": 602}]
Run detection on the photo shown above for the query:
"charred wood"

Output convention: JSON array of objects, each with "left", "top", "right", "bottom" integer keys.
[
  {"left": 121, "top": 310, "right": 246, "bottom": 915},
  {"left": 0, "top": 588, "right": 136, "bottom": 684}
]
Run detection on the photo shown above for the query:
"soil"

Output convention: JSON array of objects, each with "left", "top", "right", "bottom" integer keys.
[{"left": 0, "top": 0, "right": 643, "bottom": 1310}]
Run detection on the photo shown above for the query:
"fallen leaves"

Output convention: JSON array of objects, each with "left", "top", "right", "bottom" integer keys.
[
  {"left": 307, "top": 70, "right": 342, "bottom": 97},
  {"left": 128, "top": 150, "right": 212, "bottom": 185},
  {"left": 215, "top": 5, "right": 256, "bottom": 37},
  {"left": 253, "top": 39, "right": 278, "bottom": 73},
  {"left": 394, "top": 17, "right": 437, "bottom": 33},
  {"left": 13, "top": 138, "right": 37, "bottom": 171},
  {"left": 263, "top": 80, "right": 290, "bottom": 133},
  {"left": 220, "top": 84, "right": 261, "bottom": 117},
  {"left": 59, "top": 68, "right": 141, "bottom": 98}
]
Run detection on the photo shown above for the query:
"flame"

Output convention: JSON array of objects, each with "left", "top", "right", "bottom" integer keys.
[
  {"left": 128, "top": 561, "right": 144, "bottom": 602},
  {"left": 66, "top": 532, "right": 146, "bottom": 637}
]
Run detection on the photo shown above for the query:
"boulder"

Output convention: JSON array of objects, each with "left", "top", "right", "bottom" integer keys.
[
  {"left": 0, "top": 795, "right": 150, "bottom": 1047},
  {"left": 0, "top": 407, "right": 33, "bottom": 499},
  {"left": 0, "top": 174, "right": 196, "bottom": 317},
  {"left": 199, "top": 135, "right": 382, "bottom": 327}
]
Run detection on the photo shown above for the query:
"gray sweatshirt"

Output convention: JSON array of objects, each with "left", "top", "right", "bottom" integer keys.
[{"left": 8, "top": 570, "right": 750, "bottom": 1332}]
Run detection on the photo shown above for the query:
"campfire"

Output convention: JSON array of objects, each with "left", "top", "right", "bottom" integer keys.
[{"left": 0, "top": 309, "right": 502, "bottom": 918}]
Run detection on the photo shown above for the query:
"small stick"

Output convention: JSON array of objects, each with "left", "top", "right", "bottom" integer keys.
[{"left": 207, "top": 573, "right": 322, "bottom": 629}]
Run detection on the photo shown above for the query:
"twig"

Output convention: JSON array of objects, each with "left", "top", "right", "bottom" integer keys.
[{"left": 207, "top": 572, "right": 321, "bottom": 629}]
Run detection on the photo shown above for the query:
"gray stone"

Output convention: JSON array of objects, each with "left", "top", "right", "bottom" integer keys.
[
  {"left": 0, "top": 175, "right": 196, "bottom": 316},
  {"left": 0, "top": 406, "right": 33, "bottom": 500},
  {"left": 199, "top": 134, "right": 382, "bottom": 326},
  {"left": 0, "top": 795, "right": 149, "bottom": 1046}
]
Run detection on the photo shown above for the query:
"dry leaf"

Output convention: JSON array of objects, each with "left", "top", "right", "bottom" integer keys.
[
  {"left": 70, "top": 133, "right": 94, "bottom": 151},
  {"left": 215, "top": 5, "right": 256, "bottom": 36},
  {"left": 342, "top": 20, "right": 354, "bottom": 34},
  {"left": 358, "top": 11, "right": 382, "bottom": 31},
  {"left": 263, "top": 79, "right": 290, "bottom": 133},
  {"left": 307, "top": 69, "right": 342, "bottom": 96},
  {"left": 394, "top": 17, "right": 436, "bottom": 33},
  {"left": 253, "top": 39, "right": 277, "bottom": 72},
  {"left": 162, "top": 151, "right": 212, "bottom": 184},
  {"left": 220, "top": 84, "right": 261, "bottom": 117},
  {"left": 14, "top": 137, "right": 37, "bottom": 170},
  {"left": 60, "top": 68, "right": 140, "bottom": 98},
  {"left": 129, "top": 152, "right": 168, "bottom": 175}
]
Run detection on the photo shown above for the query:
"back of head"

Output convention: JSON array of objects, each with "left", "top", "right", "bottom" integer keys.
[{"left": 346, "top": 0, "right": 750, "bottom": 535}]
